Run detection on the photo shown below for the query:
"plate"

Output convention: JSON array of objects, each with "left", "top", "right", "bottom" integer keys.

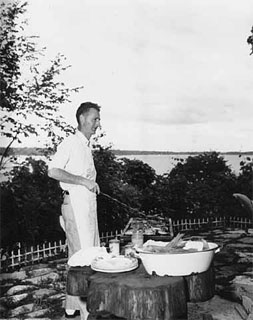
[
  {"left": 91, "top": 256, "right": 138, "bottom": 273},
  {"left": 91, "top": 264, "right": 138, "bottom": 273}
]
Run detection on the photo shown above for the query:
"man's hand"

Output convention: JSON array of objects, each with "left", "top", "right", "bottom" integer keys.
[{"left": 83, "top": 179, "right": 100, "bottom": 194}]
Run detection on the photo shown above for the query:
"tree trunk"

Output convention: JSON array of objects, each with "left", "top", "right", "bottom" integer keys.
[
  {"left": 67, "top": 263, "right": 215, "bottom": 320},
  {"left": 87, "top": 267, "right": 187, "bottom": 320},
  {"left": 184, "top": 265, "right": 215, "bottom": 302},
  {"left": 67, "top": 266, "right": 94, "bottom": 297}
]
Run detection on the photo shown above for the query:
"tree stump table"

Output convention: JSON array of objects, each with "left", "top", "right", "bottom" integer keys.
[
  {"left": 67, "top": 266, "right": 94, "bottom": 298},
  {"left": 184, "top": 265, "right": 215, "bottom": 302},
  {"left": 67, "top": 262, "right": 215, "bottom": 320}
]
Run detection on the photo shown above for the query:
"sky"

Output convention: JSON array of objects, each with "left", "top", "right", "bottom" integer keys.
[{"left": 21, "top": 0, "right": 253, "bottom": 152}]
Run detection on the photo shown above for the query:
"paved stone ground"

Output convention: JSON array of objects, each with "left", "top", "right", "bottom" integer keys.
[{"left": 0, "top": 227, "right": 252, "bottom": 320}]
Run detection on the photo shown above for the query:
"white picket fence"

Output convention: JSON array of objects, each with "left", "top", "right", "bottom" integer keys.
[
  {"left": 0, "top": 216, "right": 252, "bottom": 271},
  {"left": 0, "top": 240, "right": 67, "bottom": 272},
  {"left": 172, "top": 216, "right": 252, "bottom": 232},
  {"left": 0, "top": 230, "right": 123, "bottom": 272}
]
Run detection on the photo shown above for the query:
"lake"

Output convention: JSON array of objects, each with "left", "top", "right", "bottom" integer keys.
[
  {"left": 117, "top": 154, "right": 251, "bottom": 175},
  {"left": 0, "top": 153, "right": 251, "bottom": 182}
]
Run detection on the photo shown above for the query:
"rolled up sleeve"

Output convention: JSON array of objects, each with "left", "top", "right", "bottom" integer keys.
[{"left": 48, "top": 139, "right": 71, "bottom": 171}]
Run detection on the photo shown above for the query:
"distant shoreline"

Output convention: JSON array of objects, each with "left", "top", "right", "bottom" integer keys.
[
  {"left": 111, "top": 150, "right": 253, "bottom": 156},
  {"left": 1, "top": 147, "right": 253, "bottom": 156}
]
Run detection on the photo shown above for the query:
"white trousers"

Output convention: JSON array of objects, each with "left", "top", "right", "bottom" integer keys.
[{"left": 61, "top": 192, "right": 99, "bottom": 319}]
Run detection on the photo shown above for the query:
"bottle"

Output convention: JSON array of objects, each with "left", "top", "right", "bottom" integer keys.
[
  {"left": 131, "top": 222, "right": 144, "bottom": 248},
  {"left": 109, "top": 238, "right": 120, "bottom": 255},
  {"left": 124, "top": 243, "right": 135, "bottom": 256}
]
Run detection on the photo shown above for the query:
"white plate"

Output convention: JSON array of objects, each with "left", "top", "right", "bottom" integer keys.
[
  {"left": 91, "top": 256, "right": 138, "bottom": 273},
  {"left": 91, "top": 264, "right": 138, "bottom": 273}
]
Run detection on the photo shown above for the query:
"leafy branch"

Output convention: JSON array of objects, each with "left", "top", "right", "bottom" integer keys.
[
  {"left": 0, "top": 0, "right": 82, "bottom": 169},
  {"left": 247, "top": 26, "right": 253, "bottom": 55}
]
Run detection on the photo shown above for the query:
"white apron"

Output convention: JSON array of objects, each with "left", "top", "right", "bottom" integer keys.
[
  {"left": 59, "top": 132, "right": 100, "bottom": 250},
  {"left": 68, "top": 185, "right": 100, "bottom": 249}
]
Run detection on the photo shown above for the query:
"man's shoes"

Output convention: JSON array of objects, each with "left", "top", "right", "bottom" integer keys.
[{"left": 65, "top": 310, "right": 80, "bottom": 318}]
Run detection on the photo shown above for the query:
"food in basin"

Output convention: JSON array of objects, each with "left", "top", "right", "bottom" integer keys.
[{"left": 137, "top": 235, "right": 219, "bottom": 276}]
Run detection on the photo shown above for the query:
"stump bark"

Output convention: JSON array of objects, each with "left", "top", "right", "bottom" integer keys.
[
  {"left": 87, "top": 267, "right": 187, "bottom": 320},
  {"left": 67, "top": 266, "right": 94, "bottom": 297},
  {"left": 184, "top": 265, "right": 215, "bottom": 302},
  {"left": 67, "top": 262, "right": 215, "bottom": 320}
]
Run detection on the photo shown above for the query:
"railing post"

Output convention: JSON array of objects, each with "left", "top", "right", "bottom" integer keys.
[
  {"left": 31, "top": 244, "right": 34, "bottom": 264},
  {"left": 18, "top": 246, "right": 21, "bottom": 265},
  {"left": 37, "top": 244, "right": 40, "bottom": 261},
  {"left": 43, "top": 242, "right": 46, "bottom": 258},
  {"left": 168, "top": 218, "right": 174, "bottom": 237},
  {"left": 11, "top": 249, "right": 14, "bottom": 269}
]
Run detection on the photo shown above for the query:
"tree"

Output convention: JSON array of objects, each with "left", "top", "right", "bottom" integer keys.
[
  {"left": 119, "top": 158, "right": 157, "bottom": 190},
  {"left": 93, "top": 147, "right": 142, "bottom": 232},
  {"left": 167, "top": 152, "right": 238, "bottom": 218},
  {"left": 0, "top": 157, "right": 63, "bottom": 247},
  {"left": 247, "top": 26, "right": 253, "bottom": 55},
  {"left": 0, "top": 0, "right": 82, "bottom": 169},
  {"left": 236, "top": 155, "right": 253, "bottom": 199}
]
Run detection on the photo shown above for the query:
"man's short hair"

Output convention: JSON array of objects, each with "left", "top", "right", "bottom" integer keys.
[{"left": 76, "top": 102, "right": 101, "bottom": 124}]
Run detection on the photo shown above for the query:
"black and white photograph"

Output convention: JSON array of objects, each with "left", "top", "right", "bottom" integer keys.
[{"left": 1, "top": 1, "right": 253, "bottom": 319}]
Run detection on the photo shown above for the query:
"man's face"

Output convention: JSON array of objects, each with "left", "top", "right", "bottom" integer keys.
[{"left": 80, "top": 108, "right": 101, "bottom": 139}]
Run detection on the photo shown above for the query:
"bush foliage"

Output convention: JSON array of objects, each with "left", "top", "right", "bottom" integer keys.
[{"left": 0, "top": 150, "right": 252, "bottom": 248}]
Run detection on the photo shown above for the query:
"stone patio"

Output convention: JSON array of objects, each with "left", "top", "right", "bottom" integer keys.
[{"left": 0, "top": 227, "right": 252, "bottom": 320}]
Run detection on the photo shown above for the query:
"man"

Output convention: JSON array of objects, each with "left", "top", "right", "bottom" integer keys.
[{"left": 48, "top": 102, "right": 101, "bottom": 318}]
